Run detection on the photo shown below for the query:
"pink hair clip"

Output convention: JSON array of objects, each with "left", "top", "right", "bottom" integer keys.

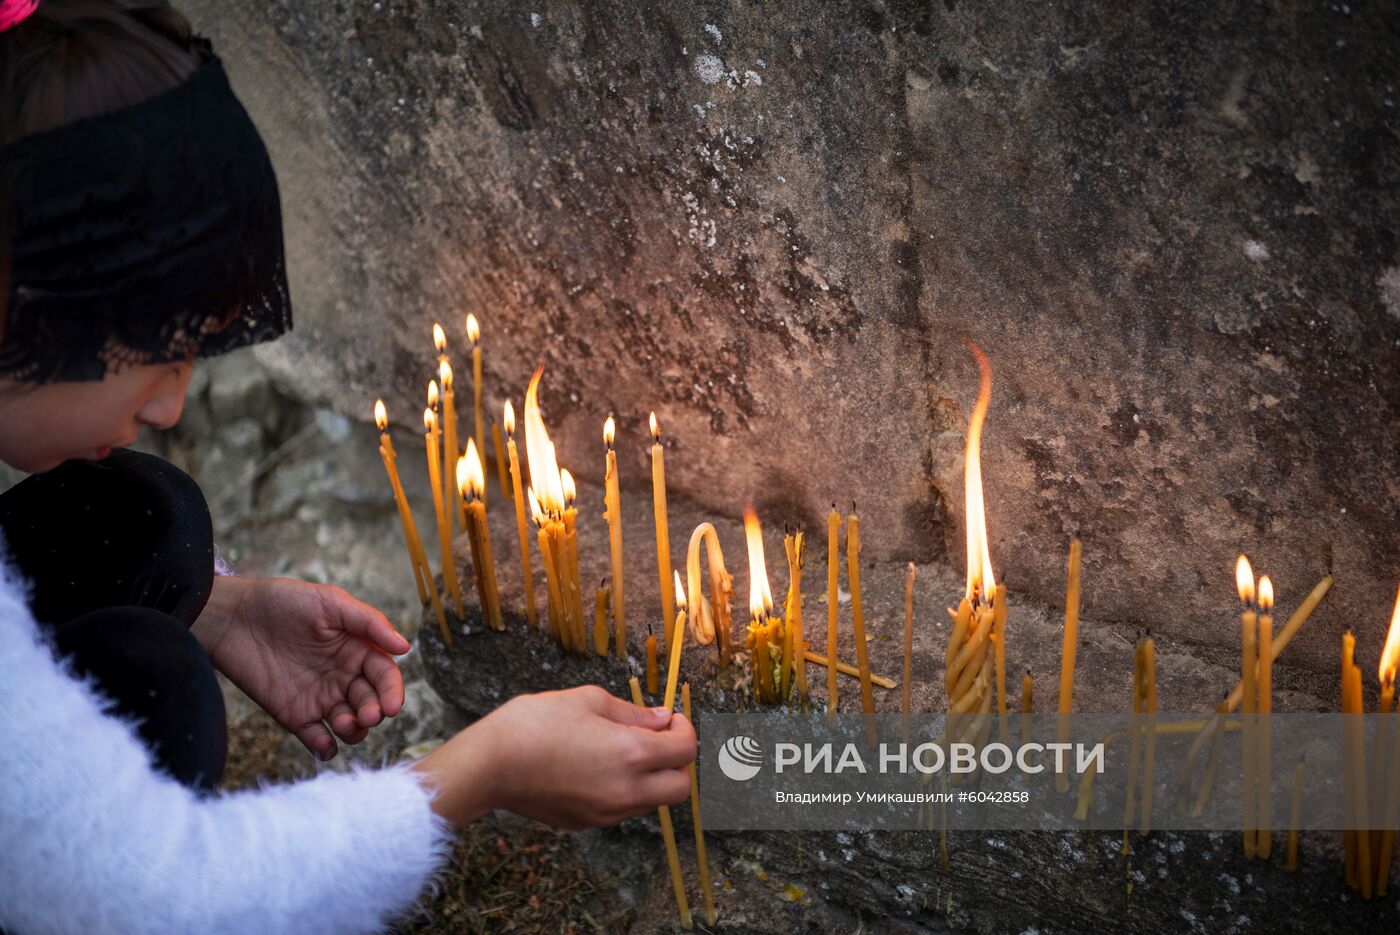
[{"left": 0, "top": 0, "right": 38, "bottom": 34}]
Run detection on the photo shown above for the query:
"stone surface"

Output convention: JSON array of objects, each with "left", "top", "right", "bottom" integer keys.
[
  {"left": 182, "top": 1, "right": 1399, "bottom": 675},
  {"left": 418, "top": 474, "right": 1396, "bottom": 932}
]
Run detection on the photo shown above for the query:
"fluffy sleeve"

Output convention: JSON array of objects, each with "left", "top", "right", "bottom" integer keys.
[{"left": 0, "top": 546, "right": 455, "bottom": 935}]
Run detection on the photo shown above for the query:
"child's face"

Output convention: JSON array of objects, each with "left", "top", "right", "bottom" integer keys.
[{"left": 0, "top": 360, "right": 193, "bottom": 473}]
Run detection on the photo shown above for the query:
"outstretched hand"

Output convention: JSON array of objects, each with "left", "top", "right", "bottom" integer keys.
[{"left": 193, "top": 576, "right": 411, "bottom": 760}]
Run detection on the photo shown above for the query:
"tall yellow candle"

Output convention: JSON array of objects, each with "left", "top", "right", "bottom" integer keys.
[
  {"left": 1139, "top": 632, "right": 1158, "bottom": 836},
  {"left": 1122, "top": 636, "right": 1146, "bottom": 851},
  {"left": 847, "top": 509, "right": 876, "bottom": 740},
  {"left": 457, "top": 440, "right": 503, "bottom": 631},
  {"left": 646, "top": 626, "right": 659, "bottom": 695},
  {"left": 650, "top": 413, "right": 674, "bottom": 650},
  {"left": 424, "top": 401, "right": 464, "bottom": 618},
  {"left": 503, "top": 403, "right": 539, "bottom": 630},
  {"left": 438, "top": 354, "right": 464, "bottom": 531},
  {"left": 1238, "top": 555, "right": 1258, "bottom": 860},
  {"left": 1343, "top": 627, "right": 1358, "bottom": 887},
  {"left": 1256, "top": 576, "right": 1274, "bottom": 858},
  {"left": 826, "top": 505, "right": 840, "bottom": 715},
  {"left": 1055, "top": 538, "right": 1082, "bottom": 794},
  {"left": 662, "top": 571, "right": 688, "bottom": 713},
  {"left": 743, "top": 508, "right": 781, "bottom": 705},
  {"left": 627, "top": 676, "right": 692, "bottom": 930},
  {"left": 681, "top": 682, "right": 717, "bottom": 926},
  {"left": 560, "top": 470, "right": 587, "bottom": 651},
  {"left": 465, "top": 313, "right": 485, "bottom": 505},
  {"left": 491, "top": 420, "right": 509, "bottom": 502},
  {"left": 531, "top": 489, "right": 566, "bottom": 645},
  {"left": 902, "top": 562, "right": 915, "bottom": 719},
  {"left": 1376, "top": 585, "right": 1400, "bottom": 896},
  {"left": 602, "top": 416, "right": 628, "bottom": 660},
  {"left": 377, "top": 401, "right": 448, "bottom": 645},
  {"left": 994, "top": 581, "right": 1008, "bottom": 744},
  {"left": 1020, "top": 669, "right": 1034, "bottom": 748}
]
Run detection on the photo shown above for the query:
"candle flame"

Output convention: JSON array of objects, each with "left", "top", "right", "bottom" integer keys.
[
  {"left": 963, "top": 340, "right": 996, "bottom": 601},
  {"left": 1381, "top": 583, "right": 1400, "bottom": 689},
  {"left": 743, "top": 506, "right": 774, "bottom": 620},
  {"left": 561, "top": 468, "right": 576, "bottom": 507},
  {"left": 374, "top": 399, "right": 387, "bottom": 431},
  {"left": 459, "top": 438, "right": 485, "bottom": 500},
  {"left": 1235, "top": 554, "right": 1255, "bottom": 604},
  {"left": 427, "top": 380, "right": 439, "bottom": 409},
  {"left": 466, "top": 313, "right": 480, "bottom": 345},
  {"left": 649, "top": 411, "right": 660, "bottom": 441},
  {"left": 527, "top": 486, "right": 543, "bottom": 526},
  {"left": 423, "top": 407, "right": 436, "bottom": 432},
  {"left": 503, "top": 400, "right": 515, "bottom": 436},
  {"left": 523, "top": 365, "right": 565, "bottom": 512},
  {"left": 433, "top": 323, "right": 446, "bottom": 355},
  {"left": 674, "top": 569, "right": 687, "bottom": 612},
  {"left": 1258, "top": 575, "right": 1274, "bottom": 612},
  {"left": 603, "top": 414, "right": 616, "bottom": 448},
  {"left": 439, "top": 358, "right": 453, "bottom": 391}
]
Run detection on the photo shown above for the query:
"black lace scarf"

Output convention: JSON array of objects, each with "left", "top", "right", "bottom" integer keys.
[{"left": 0, "top": 38, "right": 291, "bottom": 383}]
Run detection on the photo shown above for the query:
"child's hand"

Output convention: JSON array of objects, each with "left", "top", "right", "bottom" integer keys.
[
  {"left": 193, "top": 576, "right": 410, "bottom": 759},
  {"left": 414, "top": 685, "right": 695, "bottom": 830}
]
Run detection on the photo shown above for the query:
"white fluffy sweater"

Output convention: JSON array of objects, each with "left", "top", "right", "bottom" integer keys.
[{"left": 0, "top": 537, "right": 454, "bottom": 934}]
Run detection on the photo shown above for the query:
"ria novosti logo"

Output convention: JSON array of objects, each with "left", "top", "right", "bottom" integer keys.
[{"left": 717, "top": 735, "right": 764, "bottom": 781}]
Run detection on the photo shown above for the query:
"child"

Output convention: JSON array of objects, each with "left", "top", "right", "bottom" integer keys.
[{"left": 0, "top": 3, "right": 694, "bottom": 932}]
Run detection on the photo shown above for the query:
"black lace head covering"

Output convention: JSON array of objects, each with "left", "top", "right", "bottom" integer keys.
[{"left": 0, "top": 36, "right": 291, "bottom": 383}]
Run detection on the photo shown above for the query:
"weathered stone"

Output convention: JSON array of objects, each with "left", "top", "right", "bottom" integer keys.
[{"left": 181, "top": 0, "right": 1400, "bottom": 673}]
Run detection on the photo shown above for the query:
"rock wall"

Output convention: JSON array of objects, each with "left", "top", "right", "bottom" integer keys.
[{"left": 181, "top": 0, "right": 1400, "bottom": 671}]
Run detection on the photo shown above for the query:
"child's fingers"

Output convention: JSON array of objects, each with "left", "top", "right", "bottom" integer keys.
[
  {"left": 362, "top": 649, "right": 405, "bottom": 717},
  {"left": 294, "top": 721, "right": 337, "bottom": 761},
  {"left": 346, "top": 675, "right": 383, "bottom": 728},
  {"left": 327, "top": 700, "right": 369, "bottom": 744},
  {"left": 323, "top": 586, "right": 411, "bottom": 655}
]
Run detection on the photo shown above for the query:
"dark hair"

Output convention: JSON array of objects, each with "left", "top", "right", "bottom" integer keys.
[
  {"left": 0, "top": 0, "right": 199, "bottom": 143},
  {"left": 0, "top": 1, "right": 199, "bottom": 349}
]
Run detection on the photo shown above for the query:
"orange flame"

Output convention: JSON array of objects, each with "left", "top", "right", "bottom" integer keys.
[
  {"left": 1235, "top": 554, "right": 1255, "bottom": 604},
  {"left": 374, "top": 399, "right": 387, "bottom": 431},
  {"left": 963, "top": 340, "right": 996, "bottom": 601},
  {"left": 459, "top": 439, "right": 486, "bottom": 500},
  {"left": 674, "top": 569, "right": 688, "bottom": 612},
  {"left": 427, "top": 380, "right": 439, "bottom": 409},
  {"left": 1381, "top": 583, "right": 1400, "bottom": 689},
  {"left": 423, "top": 407, "right": 436, "bottom": 433},
  {"left": 744, "top": 506, "right": 774, "bottom": 620},
  {"left": 439, "top": 358, "right": 453, "bottom": 391},
  {"left": 433, "top": 323, "right": 446, "bottom": 355},
  {"left": 527, "top": 486, "right": 543, "bottom": 526},
  {"left": 503, "top": 400, "right": 516, "bottom": 436},
  {"left": 1258, "top": 575, "right": 1274, "bottom": 612},
  {"left": 603, "top": 415, "right": 616, "bottom": 448},
  {"left": 649, "top": 411, "right": 660, "bottom": 441},
  {"left": 523, "top": 366, "right": 565, "bottom": 512},
  {"left": 561, "top": 468, "right": 576, "bottom": 507},
  {"left": 466, "top": 313, "right": 480, "bottom": 345}
]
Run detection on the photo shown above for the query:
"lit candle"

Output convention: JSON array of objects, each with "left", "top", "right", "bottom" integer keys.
[
  {"left": 662, "top": 571, "right": 688, "bottom": 712},
  {"left": 626, "top": 675, "right": 692, "bottom": 930},
  {"left": 1343, "top": 627, "right": 1372, "bottom": 897},
  {"left": 743, "top": 507, "right": 782, "bottom": 704},
  {"left": 561, "top": 469, "right": 587, "bottom": 651},
  {"left": 682, "top": 682, "right": 717, "bottom": 926},
  {"left": 437, "top": 354, "right": 464, "bottom": 531},
  {"left": 603, "top": 416, "right": 628, "bottom": 661},
  {"left": 456, "top": 439, "right": 503, "bottom": 631},
  {"left": 1343, "top": 626, "right": 1358, "bottom": 887},
  {"left": 1376, "top": 585, "right": 1400, "bottom": 896},
  {"left": 523, "top": 367, "right": 583, "bottom": 651},
  {"left": 424, "top": 397, "right": 464, "bottom": 618},
  {"left": 826, "top": 504, "right": 840, "bottom": 715},
  {"left": 781, "top": 528, "right": 807, "bottom": 705},
  {"left": 903, "top": 562, "right": 915, "bottom": 721},
  {"left": 646, "top": 623, "right": 659, "bottom": 695},
  {"left": 1286, "top": 756, "right": 1305, "bottom": 872},
  {"left": 1257, "top": 575, "right": 1274, "bottom": 858},
  {"left": 593, "top": 580, "right": 611, "bottom": 656},
  {"left": 491, "top": 419, "right": 509, "bottom": 502},
  {"left": 1054, "top": 538, "right": 1082, "bottom": 794},
  {"left": 1238, "top": 554, "right": 1258, "bottom": 860},
  {"left": 650, "top": 413, "right": 675, "bottom": 651},
  {"left": 847, "top": 507, "right": 876, "bottom": 741},
  {"left": 1139, "top": 631, "right": 1158, "bottom": 836},
  {"left": 376, "top": 400, "right": 448, "bottom": 644},
  {"left": 531, "top": 487, "right": 566, "bottom": 646},
  {"left": 466, "top": 313, "right": 485, "bottom": 504},
  {"left": 503, "top": 403, "right": 539, "bottom": 630}
]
